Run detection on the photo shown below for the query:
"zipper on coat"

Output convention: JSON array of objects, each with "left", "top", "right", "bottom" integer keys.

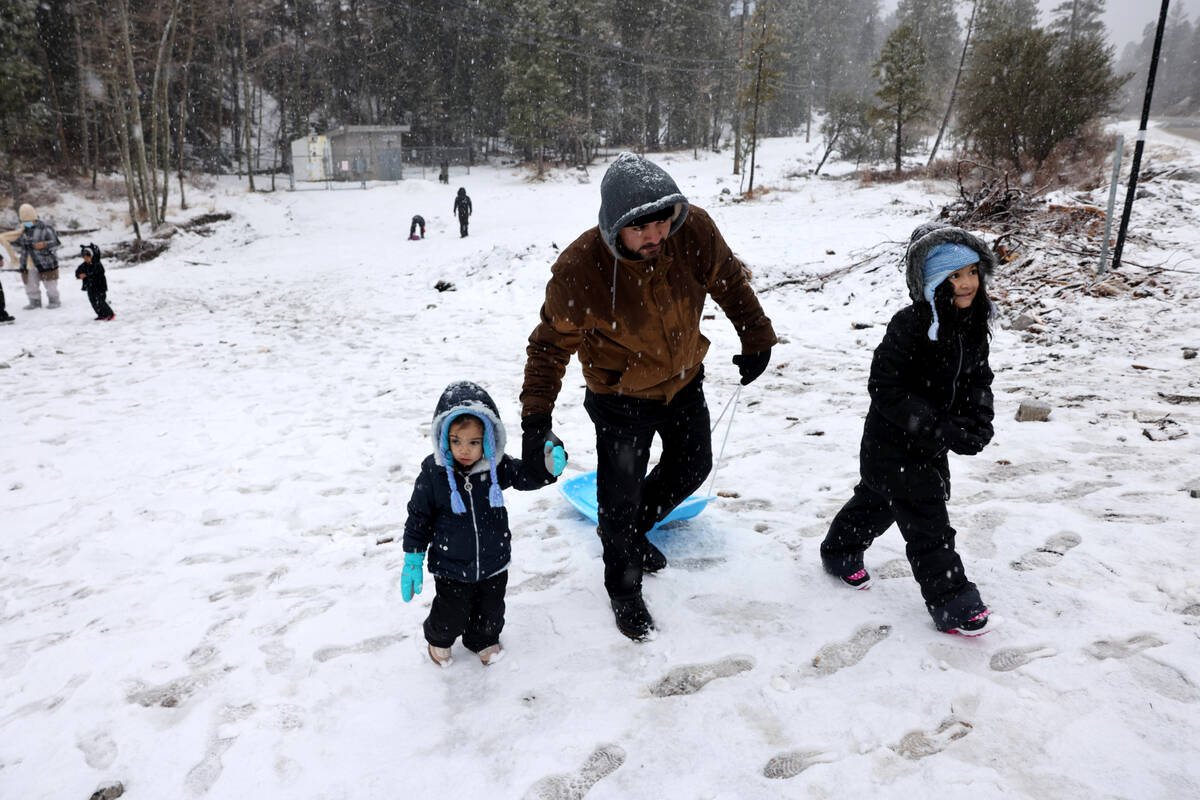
[
  {"left": 948, "top": 331, "right": 964, "bottom": 408},
  {"left": 463, "top": 475, "right": 481, "bottom": 581}
]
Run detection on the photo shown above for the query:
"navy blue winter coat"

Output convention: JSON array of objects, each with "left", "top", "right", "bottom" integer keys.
[{"left": 402, "top": 381, "right": 544, "bottom": 583}]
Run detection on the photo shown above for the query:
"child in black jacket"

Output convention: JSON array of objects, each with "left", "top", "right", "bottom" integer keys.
[
  {"left": 401, "top": 381, "right": 566, "bottom": 667},
  {"left": 821, "top": 222, "right": 997, "bottom": 636},
  {"left": 75, "top": 244, "right": 114, "bottom": 321}
]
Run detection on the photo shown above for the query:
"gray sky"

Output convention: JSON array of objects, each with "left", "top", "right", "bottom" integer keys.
[{"left": 879, "top": 1, "right": 1187, "bottom": 52}]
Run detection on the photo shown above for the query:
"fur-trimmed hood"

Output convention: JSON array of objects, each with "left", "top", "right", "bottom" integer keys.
[
  {"left": 904, "top": 222, "right": 996, "bottom": 304},
  {"left": 597, "top": 152, "right": 689, "bottom": 259},
  {"left": 430, "top": 381, "right": 507, "bottom": 469}
]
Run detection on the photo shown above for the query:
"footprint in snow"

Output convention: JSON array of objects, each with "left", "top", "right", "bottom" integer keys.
[
  {"left": 809, "top": 624, "right": 891, "bottom": 677},
  {"left": 891, "top": 717, "right": 973, "bottom": 760},
  {"left": 508, "top": 569, "right": 568, "bottom": 596},
  {"left": 875, "top": 558, "right": 912, "bottom": 580},
  {"left": 762, "top": 749, "right": 836, "bottom": 780},
  {"left": 647, "top": 655, "right": 755, "bottom": 697},
  {"left": 1009, "top": 532, "right": 1082, "bottom": 571},
  {"left": 1085, "top": 633, "right": 1165, "bottom": 660},
  {"left": 523, "top": 743, "right": 626, "bottom": 800},
  {"left": 312, "top": 632, "right": 407, "bottom": 663},
  {"left": 989, "top": 645, "right": 1058, "bottom": 672}
]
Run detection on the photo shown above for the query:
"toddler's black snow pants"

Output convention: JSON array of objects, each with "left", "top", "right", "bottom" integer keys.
[
  {"left": 457, "top": 213, "right": 469, "bottom": 237},
  {"left": 88, "top": 288, "right": 113, "bottom": 319},
  {"left": 821, "top": 481, "right": 985, "bottom": 630},
  {"left": 584, "top": 369, "right": 712, "bottom": 600},
  {"left": 424, "top": 570, "right": 507, "bottom": 652}
]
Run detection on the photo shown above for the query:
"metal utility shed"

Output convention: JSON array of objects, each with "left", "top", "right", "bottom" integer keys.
[{"left": 297, "top": 124, "right": 411, "bottom": 182}]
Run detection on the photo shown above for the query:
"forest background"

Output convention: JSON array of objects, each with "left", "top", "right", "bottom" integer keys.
[{"left": 0, "top": 0, "right": 1197, "bottom": 227}]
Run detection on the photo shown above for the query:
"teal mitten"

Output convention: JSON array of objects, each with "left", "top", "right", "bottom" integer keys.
[
  {"left": 545, "top": 442, "right": 568, "bottom": 477},
  {"left": 401, "top": 552, "right": 425, "bottom": 602}
]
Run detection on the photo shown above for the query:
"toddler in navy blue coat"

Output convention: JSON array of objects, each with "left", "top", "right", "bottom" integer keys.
[{"left": 401, "top": 381, "right": 566, "bottom": 666}]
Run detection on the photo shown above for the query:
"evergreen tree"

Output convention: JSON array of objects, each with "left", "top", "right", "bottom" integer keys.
[
  {"left": 974, "top": 0, "right": 1040, "bottom": 41},
  {"left": 0, "top": 0, "right": 46, "bottom": 195},
  {"left": 502, "top": 0, "right": 567, "bottom": 176},
  {"left": 870, "top": 22, "right": 931, "bottom": 173},
  {"left": 958, "top": 26, "right": 1125, "bottom": 167},
  {"left": 1047, "top": 0, "right": 1106, "bottom": 45}
]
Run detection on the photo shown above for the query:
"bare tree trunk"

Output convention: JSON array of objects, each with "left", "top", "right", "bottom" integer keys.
[
  {"left": 116, "top": 0, "right": 160, "bottom": 228},
  {"left": 178, "top": 0, "right": 196, "bottom": 210},
  {"left": 107, "top": 84, "right": 141, "bottom": 241},
  {"left": 747, "top": 49, "right": 764, "bottom": 194},
  {"left": 37, "top": 42, "right": 70, "bottom": 163},
  {"left": 70, "top": 0, "right": 91, "bottom": 177},
  {"left": 928, "top": 0, "right": 979, "bottom": 166},
  {"left": 239, "top": 14, "right": 256, "bottom": 191},
  {"left": 733, "top": 0, "right": 748, "bottom": 174},
  {"left": 150, "top": 0, "right": 181, "bottom": 221}
]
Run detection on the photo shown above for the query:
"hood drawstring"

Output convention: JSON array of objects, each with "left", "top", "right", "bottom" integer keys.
[
  {"left": 611, "top": 254, "right": 619, "bottom": 310},
  {"left": 481, "top": 416, "right": 504, "bottom": 508}
]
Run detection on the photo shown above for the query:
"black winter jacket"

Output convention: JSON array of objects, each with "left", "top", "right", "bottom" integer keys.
[
  {"left": 402, "top": 381, "right": 544, "bottom": 582},
  {"left": 859, "top": 304, "right": 994, "bottom": 500},
  {"left": 453, "top": 190, "right": 472, "bottom": 219},
  {"left": 75, "top": 252, "right": 107, "bottom": 293}
]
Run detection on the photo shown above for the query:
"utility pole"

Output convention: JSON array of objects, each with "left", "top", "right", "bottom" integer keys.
[{"left": 1111, "top": 0, "right": 1170, "bottom": 272}]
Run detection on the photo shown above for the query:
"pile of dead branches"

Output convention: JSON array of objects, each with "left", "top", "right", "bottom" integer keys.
[{"left": 939, "top": 162, "right": 1046, "bottom": 230}]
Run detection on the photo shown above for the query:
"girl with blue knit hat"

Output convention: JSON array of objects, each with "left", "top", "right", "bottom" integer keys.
[
  {"left": 820, "top": 222, "right": 998, "bottom": 636},
  {"left": 400, "top": 381, "right": 566, "bottom": 666}
]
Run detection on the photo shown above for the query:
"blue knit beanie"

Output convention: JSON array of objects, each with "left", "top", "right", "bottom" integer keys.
[
  {"left": 922, "top": 242, "right": 980, "bottom": 341},
  {"left": 440, "top": 411, "right": 504, "bottom": 514}
]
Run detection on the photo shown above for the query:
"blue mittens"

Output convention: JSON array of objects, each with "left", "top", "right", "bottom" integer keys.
[{"left": 401, "top": 551, "right": 425, "bottom": 602}]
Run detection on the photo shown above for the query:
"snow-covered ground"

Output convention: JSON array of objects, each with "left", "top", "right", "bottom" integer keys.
[{"left": 2, "top": 125, "right": 1199, "bottom": 799}]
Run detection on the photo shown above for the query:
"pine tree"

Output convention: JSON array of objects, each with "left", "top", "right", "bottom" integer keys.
[
  {"left": 958, "top": 26, "right": 1125, "bottom": 167},
  {"left": 502, "top": 0, "right": 567, "bottom": 177},
  {"left": 1047, "top": 0, "right": 1106, "bottom": 45},
  {"left": 871, "top": 23, "right": 931, "bottom": 173},
  {"left": 0, "top": 0, "right": 45, "bottom": 198}
]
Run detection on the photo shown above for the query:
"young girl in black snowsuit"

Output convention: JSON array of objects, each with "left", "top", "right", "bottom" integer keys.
[
  {"left": 821, "top": 222, "right": 997, "bottom": 636},
  {"left": 400, "top": 381, "right": 565, "bottom": 667},
  {"left": 75, "top": 244, "right": 114, "bottom": 320}
]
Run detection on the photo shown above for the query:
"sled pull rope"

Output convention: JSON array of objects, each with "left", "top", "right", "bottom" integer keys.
[{"left": 705, "top": 384, "right": 742, "bottom": 499}]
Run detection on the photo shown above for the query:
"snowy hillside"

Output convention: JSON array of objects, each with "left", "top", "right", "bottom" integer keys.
[{"left": 2, "top": 125, "right": 1198, "bottom": 799}]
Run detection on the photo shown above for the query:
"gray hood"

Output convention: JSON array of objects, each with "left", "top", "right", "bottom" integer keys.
[
  {"left": 903, "top": 222, "right": 996, "bottom": 304},
  {"left": 597, "top": 152, "right": 689, "bottom": 259}
]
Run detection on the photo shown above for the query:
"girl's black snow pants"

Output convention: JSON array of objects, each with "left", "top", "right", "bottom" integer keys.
[
  {"left": 821, "top": 481, "right": 985, "bottom": 630},
  {"left": 584, "top": 369, "right": 712, "bottom": 601},
  {"left": 424, "top": 570, "right": 507, "bottom": 652},
  {"left": 88, "top": 289, "right": 113, "bottom": 318}
]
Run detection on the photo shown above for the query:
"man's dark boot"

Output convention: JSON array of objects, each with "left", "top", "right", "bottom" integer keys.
[
  {"left": 610, "top": 593, "right": 655, "bottom": 641},
  {"left": 642, "top": 538, "right": 667, "bottom": 573}
]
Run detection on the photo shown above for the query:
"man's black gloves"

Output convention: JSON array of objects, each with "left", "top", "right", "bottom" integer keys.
[
  {"left": 732, "top": 347, "right": 772, "bottom": 386},
  {"left": 521, "top": 413, "right": 566, "bottom": 485},
  {"left": 939, "top": 415, "right": 992, "bottom": 456}
]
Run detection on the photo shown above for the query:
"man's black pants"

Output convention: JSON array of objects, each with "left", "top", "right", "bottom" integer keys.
[
  {"left": 584, "top": 370, "right": 712, "bottom": 599},
  {"left": 423, "top": 570, "right": 507, "bottom": 652}
]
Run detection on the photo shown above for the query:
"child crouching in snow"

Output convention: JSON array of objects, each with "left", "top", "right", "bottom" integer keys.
[
  {"left": 401, "top": 381, "right": 566, "bottom": 666},
  {"left": 820, "top": 222, "right": 997, "bottom": 636}
]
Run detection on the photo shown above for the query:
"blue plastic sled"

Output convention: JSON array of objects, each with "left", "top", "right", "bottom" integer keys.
[{"left": 559, "top": 470, "right": 713, "bottom": 530}]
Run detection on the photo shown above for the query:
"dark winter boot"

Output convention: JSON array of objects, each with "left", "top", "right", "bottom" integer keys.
[
  {"left": 610, "top": 593, "right": 655, "bottom": 642},
  {"left": 642, "top": 538, "right": 668, "bottom": 574},
  {"left": 0, "top": 312, "right": 14, "bottom": 324}
]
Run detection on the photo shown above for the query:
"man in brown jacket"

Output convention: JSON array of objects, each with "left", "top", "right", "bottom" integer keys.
[{"left": 520, "top": 152, "right": 777, "bottom": 641}]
